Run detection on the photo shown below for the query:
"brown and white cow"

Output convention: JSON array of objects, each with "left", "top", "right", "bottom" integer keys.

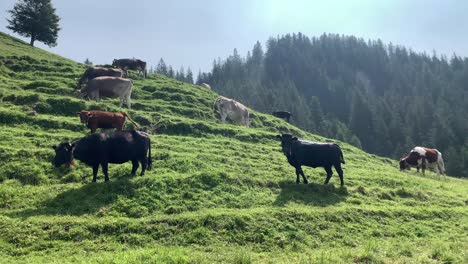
[
  {"left": 214, "top": 96, "right": 250, "bottom": 127},
  {"left": 399, "top": 146, "right": 446, "bottom": 175},
  {"left": 76, "top": 67, "right": 125, "bottom": 88},
  {"left": 77, "top": 76, "right": 133, "bottom": 109},
  {"left": 77, "top": 110, "right": 140, "bottom": 133}
]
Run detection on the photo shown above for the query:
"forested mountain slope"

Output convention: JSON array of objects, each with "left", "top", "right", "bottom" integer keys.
[
  {"left": 198, "top": 33, "right": 468, "bottom": 177},
  {"left": 0, "top": 32, "right": 467, "bottom": 263}
]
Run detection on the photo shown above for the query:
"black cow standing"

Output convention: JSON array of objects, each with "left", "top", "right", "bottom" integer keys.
[
  {"left": 272, "top": 111, "right": 292, "bottom": 123},
  {"left": 112, "top": 58, "right": 147, "bottom": 78},
  {"left": 276, "top": 134, "right": 345, "bottom": 185},
  {"left": 52, "top": 130, "right": 152, "bottom": 182}
]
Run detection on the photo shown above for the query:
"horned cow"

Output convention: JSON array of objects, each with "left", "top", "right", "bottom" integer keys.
[{"left": 52, "top": 130, "right": 152, "bottom": 182}]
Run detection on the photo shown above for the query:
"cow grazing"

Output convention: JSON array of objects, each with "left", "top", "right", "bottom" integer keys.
[
  {"left": 77, "top": 76, "right": 133, "bottom": 109},
  {"left": 272, "top": 111, "right": 292, "bottom": 123},
  {"left": 52, "top": 130, "right": 152, "bottom": 182},
  {"left": 77, "top": 110, "right": 140, "bottom": 133},
  {"left": 200, "top": 83, "right": 211, "bottom": 90},
  {"left": 276, "top": 134, "right": 345, "bottom": 185},
  {"left": 76, "top": 67, "right": 124, "bottom": 88},
  {"left": 112, "top": 58, "right": 147, "bottom": 78},
  {"left": 214, "top": 96, "right": 250, "bottom": 127},
  {"left": 400, "top": 146, "right": 446, "bottom": 175}
]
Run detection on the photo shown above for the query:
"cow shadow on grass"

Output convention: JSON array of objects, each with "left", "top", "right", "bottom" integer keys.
[
  {"left": 9, "top": 176, "right": 136, "bottom": 218},
  {"left": 273, "top": 180, "right": 348, "bottom": 207}
]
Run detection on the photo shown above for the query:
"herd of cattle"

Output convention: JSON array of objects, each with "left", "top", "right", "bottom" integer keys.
[{"left": 52, "top": 60, "right": 447, "bottom": 184}]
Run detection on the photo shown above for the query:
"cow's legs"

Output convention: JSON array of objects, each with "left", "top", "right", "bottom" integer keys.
[
  {"left": 92, "top": 164, "right": 99, "bottom": 182},
  {"left": 294, "top": 166, "right": 308, "bottom": 184},
  {"left": 437, "top": 158, "right": 445, "bottom": 175},
  {"left": 126, "top": 94, "right": 131, "bottom": 109},
  {"left": 101, "top": 163, "right": 109, "bottom": 182},
  {"left": 416, "top": 166, "right": 420, "bottom": 173},
  {"left": 131, "top": 160, "right": 139, "bottom": 176},
  {"left": 220, "top": 112, "right": 227, "bottom": 123},
  {"left": 421, "top": 158, "right": 426, "bottom": 175},
  {"left": 438, "top": 160, "right": 446, "bottom": 175},
  {"left": 299, "top": 167, "right": 308, "bottom": 184},
  {"left": 119, "top": 97, "right": 124, "bottom": 108},
  {"left": 140, "top": 158, "right": 147, "bottom": 176},
  {"left": 295, "top": 167, "right": 301, "bottom": 184},
  {"left": 334, "top": 163, "right": 344, "bottom": 186},
  {"left": 324, "top": 166, "right": 333, "bottom": 185}
]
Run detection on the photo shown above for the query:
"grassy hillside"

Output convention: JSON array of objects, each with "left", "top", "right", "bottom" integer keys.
[{"left": 0, "top": 32, "right": 467, "bottom": 263}]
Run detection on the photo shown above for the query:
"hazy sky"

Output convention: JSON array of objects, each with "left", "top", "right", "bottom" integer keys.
[{"left": 1, "top": 0, "right": 467, "bottom": 73}]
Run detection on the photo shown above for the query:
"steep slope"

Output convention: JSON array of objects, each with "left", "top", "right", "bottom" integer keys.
[{"left": 0, "top": 33, "right": 467, "bottom": 263}]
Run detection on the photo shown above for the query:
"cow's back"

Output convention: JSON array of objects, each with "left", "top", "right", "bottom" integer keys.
[
  {"left": 87, "top": 77, "right": 132, "bottom": 98},
  {"left": 294, "top": 141, "right": 341, "bottom": 167},
  {"left": 74, "top": 131, "right": 149, "bottom": 165}
]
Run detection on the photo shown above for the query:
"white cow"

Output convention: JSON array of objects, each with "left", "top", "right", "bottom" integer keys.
[
  {"left": 214, "top": 96, "right": 250, "bottom": 127},
  {"left": 77, "top": 76, "right": 133, "bottom": 109},
  {"left": 200, "top": 83, "right": 211, "bottom": 90}
]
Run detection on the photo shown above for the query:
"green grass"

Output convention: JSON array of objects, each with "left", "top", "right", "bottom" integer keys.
[{"left": 0, "top": 32, "right": 467, "bottom": 263}]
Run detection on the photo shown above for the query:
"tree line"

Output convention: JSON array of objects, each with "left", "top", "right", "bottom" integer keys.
[{"left": 192, "top": 33, "right": 467, "bottom": 177}]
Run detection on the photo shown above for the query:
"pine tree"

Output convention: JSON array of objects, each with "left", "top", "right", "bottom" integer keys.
[
  {"left": 156, "top": 58, "right": 168, "bottom": 75},
  {"left": 7, "top": 0, "right": 61, "bottom": 47},
  {"left": 186, "top": 67, "right": 194, "bottom": 84},
  {"left": 167, "top": 66, "right": 174, "bottom": 78},
  {"left": 83, "top": 58, "right": 92, "bottom": 66}
]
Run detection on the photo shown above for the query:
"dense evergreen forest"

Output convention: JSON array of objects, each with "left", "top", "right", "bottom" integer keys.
[{"left": 157, "top": 33, "right": 468, "bottom": 177}]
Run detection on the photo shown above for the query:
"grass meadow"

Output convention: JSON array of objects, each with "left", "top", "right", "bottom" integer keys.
[{"left": 0, "top": 32, "right": 467, "bottom": 263}]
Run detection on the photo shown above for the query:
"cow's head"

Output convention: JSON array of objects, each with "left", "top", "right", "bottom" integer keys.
[
  {"left": 76, "top": 77, "right": 89, "bottom": 89},
  {"left": 75, "top": 88, "right": 88, "bottom": 99},
  {"left": 77, "top": 111, "right": 91, "bottom": 124},
  {"left": 52, "top": 142, "right": 76, "bottom": 167},
  {"left": 276, "top": 134, "right": 298, "bottom": 156},
  {"left": 112, "top": 59, "right": 117, "bottom": 66},
  {"left": 399, "top": 158, "right": 410, "bottom": 171}
]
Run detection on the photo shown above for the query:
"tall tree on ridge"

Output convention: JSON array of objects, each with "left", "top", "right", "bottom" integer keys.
[{"left": 7, "top": 0, "right": 61, "bottom": 47}]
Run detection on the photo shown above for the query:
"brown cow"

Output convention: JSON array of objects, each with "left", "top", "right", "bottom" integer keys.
[
  {"left": 77, "top": 110, "right": 140, "bottom": 133},
  {"left": 399, "top": 146, "right": 446, "bottom": 175}
]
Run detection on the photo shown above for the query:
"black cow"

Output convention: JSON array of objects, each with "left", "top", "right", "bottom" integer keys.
[
  {"left": 112, "top": 58, "right": 147, "bottom": 78},
  {"left": 276, "top": 134, "right": 345, "bottom": 185},
  {"left": 272, "top": 111, "right": 292, "bottom": 123},
  {"left": 76, "top": 67, "right": 124, "bottom": 88},
  {"left": 52, "top": 130, "right": 152, "bottom": 182}
]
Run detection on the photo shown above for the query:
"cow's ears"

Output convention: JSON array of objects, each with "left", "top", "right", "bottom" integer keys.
[
  {"left": 76, "top": 112, "right": 81, "bottom": 115},
  {"left": 292, "top": 137, "right": 298, "bottom": 141},
  {"left": 52, "top": 145, "right": 57, "bottom": 150},
  {"left": 275, "top": 135, "right": 282, "bottom": 140}
]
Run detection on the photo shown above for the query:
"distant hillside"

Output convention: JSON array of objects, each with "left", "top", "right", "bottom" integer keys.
[
  {"left": 198, "top": 33, "right": 468, "bottom": 177},
  {"left": 0, "top": 32, "right": 467, "bottom": 263}
]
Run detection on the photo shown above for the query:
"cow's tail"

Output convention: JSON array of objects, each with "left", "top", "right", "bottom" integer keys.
[
  {"left": 339, "top": 147, "right": 345, "bottom": 164},
  {"left": 147, "top": 137, "right": 153, "bottom": 171},
  {"left": 122, "top": 113, "right": 140, "bottom": 128}
]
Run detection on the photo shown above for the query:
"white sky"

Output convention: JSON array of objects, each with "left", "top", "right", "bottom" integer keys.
[{"left": 1, "top": 0, "right": 467, "bottom": 72}]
